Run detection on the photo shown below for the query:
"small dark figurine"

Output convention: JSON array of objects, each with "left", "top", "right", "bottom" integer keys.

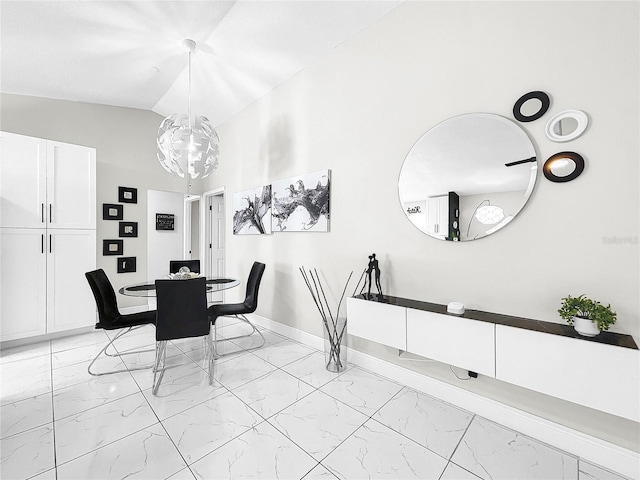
[{"left": 362, "top": 253, "right": 383, "bottom": 300}]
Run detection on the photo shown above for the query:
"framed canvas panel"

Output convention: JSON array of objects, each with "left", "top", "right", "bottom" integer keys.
[
  {"left": 156, "top": 213, "right": 175, "bottom": 230},
  {"left": 102, "top": 203, "right": 123, "bottom": 220},
  {"left": 232, "top": 185, "right": 272, "bottom": 235},
  {"left": 271, "top": 170, "right": 330, "bottom": 232},
  {"left": 103, "top": 239, "right": 123, "bottom": 256},
  {"left": 118, "top": 186, "right": 138, "bottom": 204},
  {"left": 119, "top": 221, "right": 138, "bottom": 238},
  {"left": 117, "top": 257, "right": 136, "bottom": 273}
]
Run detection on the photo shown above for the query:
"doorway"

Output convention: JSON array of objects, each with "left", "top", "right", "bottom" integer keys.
[
  {"left": 202, "top": 188, "right": 225, "bottom": 303},
  {"left": 183, "top": 195, "right": 200, "bottom": 260}
]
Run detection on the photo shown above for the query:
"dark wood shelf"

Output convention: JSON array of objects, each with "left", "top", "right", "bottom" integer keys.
[{"left": 353, "top": 294, "right": 638, "bottom": 350}]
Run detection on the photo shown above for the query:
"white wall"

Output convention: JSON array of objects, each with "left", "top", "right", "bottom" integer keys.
[{"left": 205, "top": 1, "right": 639, "bottom": 449}]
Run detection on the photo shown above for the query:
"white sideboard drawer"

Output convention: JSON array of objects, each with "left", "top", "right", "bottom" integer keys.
[
  {"left": 495, "top": 325, "right": 640, "bottom": 422},
  {"left": 347, "top": 297, "right": 406, "bottom": 350},
  {"left": 406, "top": 309, "right": 496, "bottom": 377}
]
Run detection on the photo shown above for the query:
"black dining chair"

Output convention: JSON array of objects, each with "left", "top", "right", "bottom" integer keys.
[
  {"left": 85, "top": 269, "right": 156, "bottom": 376},
  {"left": 169, "top": 259, "right": 201, "bottom": 274},
  {"left": 207, "top": 262, "right": 266, "bottom": 358},
  {"left": 154, "top": 277, "right": 212, "bottom": 394}
]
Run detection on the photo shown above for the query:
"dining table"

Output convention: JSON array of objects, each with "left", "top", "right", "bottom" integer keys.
[{"left": 119, "top": 277, "right": 240, "bottom": 297}]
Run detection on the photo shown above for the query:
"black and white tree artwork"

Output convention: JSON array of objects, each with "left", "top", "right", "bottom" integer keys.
[
  {"left": 271, "top": 170, "right": 330, "bottom": 232},
  {"left": 232, "top": 185, "right": 272, "bottom": 235}
]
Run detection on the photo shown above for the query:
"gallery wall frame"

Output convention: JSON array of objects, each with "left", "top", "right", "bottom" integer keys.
[
  {"left": 117, "top": 256, "right": 136, "bottom": 273},
  {"left": 102, "top": 204, "right": 123, "bottom": 220},
  {"left": 103, "top": 239, "right": 124, "bottom": 256},
  {"left": 118, "top": 186, "right": 138, "bottom": 203},
  {"left": 119, "top": 221, "right": 138, "bottom": 238}
]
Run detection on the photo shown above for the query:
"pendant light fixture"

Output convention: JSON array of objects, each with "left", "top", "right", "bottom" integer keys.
[{"left": 157, "top": 39, "right": 220, "bottom": 187}]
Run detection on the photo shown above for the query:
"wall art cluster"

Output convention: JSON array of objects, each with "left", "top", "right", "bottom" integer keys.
[
  {"left": 102, "top": 186, "right": 138, "bottom": 273},
  {"left": 233, "top": 170, "right": 330, "bottom": 235}
]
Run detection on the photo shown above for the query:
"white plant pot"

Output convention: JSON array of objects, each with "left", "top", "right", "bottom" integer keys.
[{"left": 573, "top": 316, "right": 600, "bottom": 337}]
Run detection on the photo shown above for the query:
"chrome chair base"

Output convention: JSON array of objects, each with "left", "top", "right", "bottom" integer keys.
[
  {"left": 87, "top": 326, "right": 155, "bottom": 377},
  {"left": 212, "top": 314, "right": 265, "bottom": 359},
  {"left": 152, "top": 334, "right": 214, "bottom": 395}
]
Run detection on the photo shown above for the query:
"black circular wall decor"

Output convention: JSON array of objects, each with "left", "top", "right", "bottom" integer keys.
[
  {"left": 543, "top": 151, "right": 585, "bottom": 183},
  {"left": 513, "top": 91, "right": 551, "bottom": 122}
]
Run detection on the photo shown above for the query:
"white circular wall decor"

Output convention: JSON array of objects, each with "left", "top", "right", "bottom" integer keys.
[{"left": 545, "top": 109, "right": 589, "bottom": 142}]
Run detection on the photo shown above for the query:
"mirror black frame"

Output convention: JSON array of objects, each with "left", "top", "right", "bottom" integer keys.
[
  {"left": 513, "top": 91, "right": 550, "bottom": 122},
  {"left": 543, "top": 151, "right": 585, "bottom": 183}
]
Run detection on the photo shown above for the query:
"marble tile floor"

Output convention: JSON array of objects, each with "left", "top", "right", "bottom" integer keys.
[{"left": 0, "top": 319, "right": 631, "bottom": 480}]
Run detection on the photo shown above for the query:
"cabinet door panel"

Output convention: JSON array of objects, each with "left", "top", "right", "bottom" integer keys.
[
  {"left": 495, "top": 325, "right": 639, "bottom": 422},
  {"left": 46, "top": 229, "right": 96, "bottom": 333},
  {"left": 0, "top": 132, "right": 47, "bottom": 228},
  {"left": 347, "top": 297, "right": 406, "bottom": 350},
  {"left": 47, "top": 142, "right": 96, "bottom": 229},
  {"left": 0, "top": 228, "right": 47, "bottom": 341},
  {"left": 406, "top": 309, "right": 495, "bottom": 377}
]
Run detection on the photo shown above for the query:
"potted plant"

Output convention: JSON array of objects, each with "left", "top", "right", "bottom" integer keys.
[{"left": 558, "top": 294, "right": 617, "bottom": 337}]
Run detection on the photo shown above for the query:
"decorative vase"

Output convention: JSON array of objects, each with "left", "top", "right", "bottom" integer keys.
[
  {"left": 573, "top": 316, "right": 600, "bottom": 337},
  {"left": 323, "top": 316, "right": 347, "bottom": 373}
]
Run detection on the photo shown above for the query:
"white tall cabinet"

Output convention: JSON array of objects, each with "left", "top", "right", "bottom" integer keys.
[{"left": 0, "top": 131, "right": 96, "bottom": 342}]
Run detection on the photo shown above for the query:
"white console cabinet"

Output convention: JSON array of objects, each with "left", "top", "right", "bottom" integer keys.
[
  {"left": 347, "top": 296, "right": 406, "bottom": 350},
  {"left": 347, "top": 294, "right": 639, "bottom": 422},
  {"left": 0, "top": 132, "right": 97, "bottom": 342},
  {"left": 406, "top": 308, "right": 495, "bottom": 377}
]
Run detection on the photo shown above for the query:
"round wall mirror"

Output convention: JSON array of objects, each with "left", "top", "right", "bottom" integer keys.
[
  {"left": 398, "top": 113, "right": 538, "bottom": 241},
  {"left": 545, "top": 110, "right": 588, "bottom": 142},
  {"left": 513, "top": 91, "right": 550, "bottom": 122},
  {"left": 543, "top": 151, "right": 585, "bottom": 182}
]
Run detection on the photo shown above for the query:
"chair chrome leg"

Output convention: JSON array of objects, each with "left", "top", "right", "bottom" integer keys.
[
  {"left": 212, "top": 314, "right": 266, "bottom": 357},
  {"left": 103, "top": 326, "right": 154, "bottom": 358},
  {"left": 206, "top": 332, "right": 215, "bottom": 385},
  {"left": 88, "top": 328, "right": 156, "bottom": 376},
  {"left": 152, "top": 341, "right": 167, "bottom": 395}
]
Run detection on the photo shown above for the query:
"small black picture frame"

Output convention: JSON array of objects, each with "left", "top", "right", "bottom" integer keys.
[
  {"left": 119, "top": 221, "right": 138, "bottom": 238},
  {"left": 156, "top": 213, "right": 175, "bottom": 231},
  {"left": 103, "top": 204, "right": 123, "bottom": 220},
  {"left": 118, "top": 186, "right": 138, "bottom": 204},
  {"left": 117, "top": 256, "right": 136, "bottom": 273},
  {"left": 103, "top": 239, "right": 124, "bottom": 256}
]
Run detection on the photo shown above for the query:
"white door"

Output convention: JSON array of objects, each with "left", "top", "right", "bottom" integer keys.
[
  {"left": 0, "top": 228, "right": 48, "bottom": 341},
  {"left": 206, "top": 193, "right": 225, "bottom": 303},
  {"left": 46, "top": 229, "right": 97, "bottom": 333},
  {"left": 0, "top": 132, "right": 47, "bottom": 228},
  {"left": 47, "top": 141, "right": 96, "bottom": 229}
]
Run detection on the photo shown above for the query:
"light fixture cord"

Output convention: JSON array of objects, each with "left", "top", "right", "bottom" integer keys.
[
  {"left": 186, "top": 46, "right": 192, "bottom": 194},
  {"left": 188, "top": 49, "right": 192, "bottom": 130}
]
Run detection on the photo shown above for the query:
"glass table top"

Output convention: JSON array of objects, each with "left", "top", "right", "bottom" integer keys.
[{"left": 119, "top": 277, "right": 240, "bottom": 297}]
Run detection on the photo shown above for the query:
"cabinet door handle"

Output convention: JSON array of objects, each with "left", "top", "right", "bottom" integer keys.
[
  {"left": 49, "top": 204, "right": 52, "bottom": 223},
  {"left": 41, "top": 234, "right": 44, "bottom": 254},
  {"left": 41, "top": 203, "right": 45, "bottom": 223},
  {"left": 49, "top": 234, "right": 52, "bottom": 253}
]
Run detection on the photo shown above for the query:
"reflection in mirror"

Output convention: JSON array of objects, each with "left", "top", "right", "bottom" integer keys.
[
  {"left": 545, "top": 110, "right": 588, "bottom": 142},
  {"left": 553, "top": 117, "right": 579, "bottom": 136},
  {"left": 398, "top": 113, "right": 537, "bottom": 241},
  {"left": 520, "top": 98, "right": 543, "bottom": 118},
  {"left": 543, "top": 152, "right": 585, "bottom": 183}
]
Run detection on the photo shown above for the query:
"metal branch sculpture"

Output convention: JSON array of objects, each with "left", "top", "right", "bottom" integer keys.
[{"left": 300, "top": 267, "right": 352, "bottom": 372}]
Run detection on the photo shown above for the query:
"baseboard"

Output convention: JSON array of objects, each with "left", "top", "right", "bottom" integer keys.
[{"left": 248, "top": 313, "right": 639, "bottom": 479}]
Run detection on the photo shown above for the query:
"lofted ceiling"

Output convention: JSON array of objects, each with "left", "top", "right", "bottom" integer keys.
[{"left": 0, "top": 0, "right": 401, "bottom": 126}]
